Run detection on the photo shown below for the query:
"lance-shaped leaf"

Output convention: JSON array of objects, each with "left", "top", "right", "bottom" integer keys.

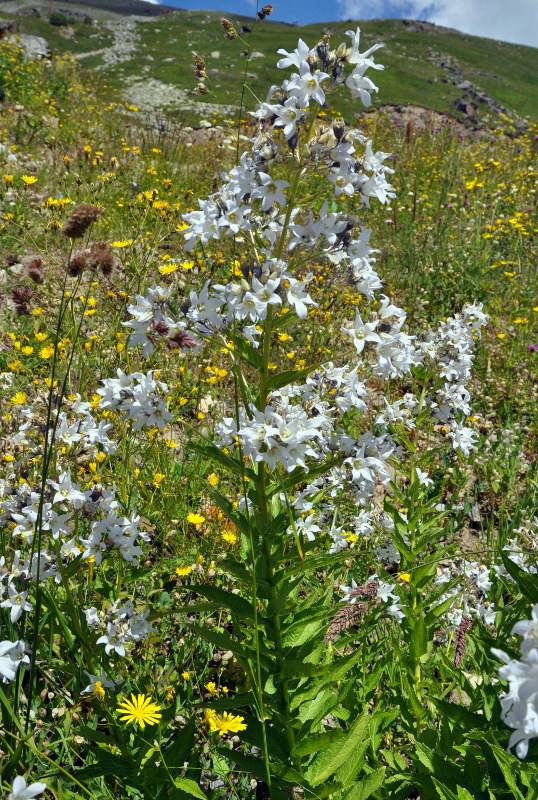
[
  {"left": 193, "top": 585, "right": 256, "bottom": 621},
  {"left": 305, "top": 709, "right": 371, "bottom": 787}
]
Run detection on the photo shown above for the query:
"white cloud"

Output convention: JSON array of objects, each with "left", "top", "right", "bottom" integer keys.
[{"left": 337, "top": 0, "right": 538, "bottom": 47}]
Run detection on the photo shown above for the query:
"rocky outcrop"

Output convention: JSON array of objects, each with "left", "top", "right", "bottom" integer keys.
[{"left": 6, "top": 32, "right": 50, "bottom": 59}]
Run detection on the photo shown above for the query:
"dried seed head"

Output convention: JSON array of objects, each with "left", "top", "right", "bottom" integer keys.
[
  {"left": 454, "top": 616, "right": 472, "bottom": 667},
  {"left": 68, "top": 252, "right": 87, "bottom": 277},
  {"left": 257, "top": 4, "right": 273, "bottom": 19},
  {"left": 196, "top": 82, "right": 209, "bottom": 95},
  {"left": 62, "top": 204, "right": 101, "bottom": 239},
  {"left": 220, "top": 17, "right": 237, "bottom": 39},
  {"left": 192, "top": 52, "right": 206, "bottom": 78},
  {"left": 28, "top": 257, "right": 44, "bottom": 284},
  {"left": 88, "top": 243, "right": 115, "bottom": 276}
]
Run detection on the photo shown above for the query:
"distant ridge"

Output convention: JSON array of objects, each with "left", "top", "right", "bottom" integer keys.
[{"left": 0, "top": 0, "right": 177, "bottom": 15}]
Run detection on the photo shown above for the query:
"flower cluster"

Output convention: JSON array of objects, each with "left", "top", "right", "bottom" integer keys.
[
  {"left": 97, "top": 368, "right": 172, "bottom": 431},
  {"left": 493, "top": 604, "right": 538, "bottom": 759},
  {"left": 85, "top": 599, "right": 154, "bottom": 657}
]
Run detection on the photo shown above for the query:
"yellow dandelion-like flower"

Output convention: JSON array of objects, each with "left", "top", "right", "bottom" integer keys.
[
  {"left": 176, "top": 565, "right": 192, "bottom": 577},
  {"left": 10, "top": 391, "right": 27, "bottom": 405},
  {"left": 221, "top": 530, "right": 237, "bottom": 546},
  {"left": 187, "top": 512, "right": 205, "bottom": 525},
  {"left": 111, "top": 240, "right": 133, "bottom": 248},
  {"left": 206, "top": 710, "right": 247, "bottom": 737},
  {"left": 21, "top": 175, "right": 38, "bottom": 185},
  {"left": 116, "top": 693, "right": 162, "bottom": 729},
  {"left": 208, "top": 472, "right": 218, "bottom": 486},
  {"left": 158, "top": 262, "right": 179, "bottom": 275},
  {"left": 35, "top": 332, "right": 47, "bottom": 342},
  {"left": 182, "top": 671, "right": 190, "bottom": 682},
  {"left": 398, "top": 572, "right": 411, "bottom": 583}
]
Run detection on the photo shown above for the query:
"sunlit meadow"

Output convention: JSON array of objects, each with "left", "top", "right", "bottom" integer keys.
[{"left": 0, "top": 12, "right": 537, "bottom": 800}]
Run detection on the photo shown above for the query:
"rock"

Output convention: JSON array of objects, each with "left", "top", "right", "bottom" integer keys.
[
  {"left": 162, "top": 57, "right": 176, "bottom": 62},
  {"left": 210, "top": 50, "right": 220, "bottom": 58},
  {"left": 250, "top": 50, "right": 264, "bottom": 59},
  {"left": 7, "top": 34, "right": 50, "bottom": 60}
]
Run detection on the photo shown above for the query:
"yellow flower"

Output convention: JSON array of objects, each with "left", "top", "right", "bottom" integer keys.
[
  {"left": 165, "top": 685, "right": 176, "bottom": 702},
  {"left": 222, "top": 530, "right": 237, "bottom": 546},
  {"left": 180, "top": 260, "right": 195, "bottom": 271},
  {"left": 112, "top": 240, "right": 133, "bottom": 248},
  {"left": 206, "top": 710, "right": 247, "bottom": 737},
  {"left": 187, "top": 512, "right": 205, "bottom": 525},
  {"left": 205, "top": 681, "right": 219, "bottom": 696},
  {"left": 10, "top": 392, "right": 27, "bottom": 405},
  {"left": 92, "top": 681, "right": 106, "bottom": 701},
  {"left": 158, "top": 262, "right": 179, "bottom": 275},
  {"left": 35, "top": 332, "right": 48, "bottom": 342},
  {"left": 176, "top": 565, "right": 192, "bottom": 577},
  {"left": 116, "top": 693, "right": 162, "bottom": 729},
  {"left": 4, "top": 174, "right": 13, "bottom": 186},
  {"left": 153, "top": 472, "right": 165, "bottom": 488},
  {"left": 398, "top": 572, "right": 411, "bottom": 583},
  {"left": 182, "top": 671, "right": 190, "bottom": 682},
  {"left": 40, "top": 345, "right": 55, "bottom": 359},
  {"left": 208, "top": 472, "right": 218, "bottom": 486},
  {"left": 21, "top": 175, "right": 38, "bottom": 185},
  {"left": 21, "top": 346, "right": 33, "bottom": 356},
  {"left": 31, "top": 307, "right": 43, "bottom": 316}
]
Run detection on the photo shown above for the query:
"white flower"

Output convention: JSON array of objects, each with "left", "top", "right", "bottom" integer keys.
[
  {"left": 272, "top": 97, "right": 305, "bottom": 139},
  {"left": 345, "top": 27, "right": 384, "bottom": 70},
  {"left": 8, "top": 776, "right": 47, "bottom": 800},
  {"left": 284, "top": 61, "right": 329, "bottom": 108},
  {"left": 251, "top": 173, "right": 289, "bottom": 212},
  {"left": 0, "top": 640, "right": 28, "bottom": 683},
  {"left": 1, "top": 583, "right": 32, "bottom": 623},
  {"left": 343, "top": 310, "right": 380, "bottom": 354},
  {"left": 276, "top": 38, "right": 314, "bottom": 69}
]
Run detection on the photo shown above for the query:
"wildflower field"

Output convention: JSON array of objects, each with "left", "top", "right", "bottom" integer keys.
[{"left": 0, "top": 13, "right": 537, "bottom": 800}]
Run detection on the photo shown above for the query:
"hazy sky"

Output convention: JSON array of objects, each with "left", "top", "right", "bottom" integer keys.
[{"left": 150, "top": 0, "right": 538, "bottom": 47}]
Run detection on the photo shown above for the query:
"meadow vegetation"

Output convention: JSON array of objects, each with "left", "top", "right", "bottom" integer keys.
[{"left": 0, "top": 16, "right": 537, "bottom": 800}]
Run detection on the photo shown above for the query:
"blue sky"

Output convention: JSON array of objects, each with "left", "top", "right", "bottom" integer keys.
[{"left": 151, "top": 0, "right": 538, "bottom": 47}]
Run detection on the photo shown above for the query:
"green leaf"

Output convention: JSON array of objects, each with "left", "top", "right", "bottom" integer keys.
[
  {"left": 341, "top": 767, "right": 386, "bottom": 800},
  {"left": 174, "top": 779, "right": 207, "bottom": 800},
  {"left": 227, "top": 329, "right": 263, "bottom": 369},
  {"left": 280, "top": 660, "right": 327, "bottom": 679},
  {"left": 334, "top": 738, "right": 369, "bottom": 789},
  {"left": 189, "top": 442, "right": 256, "bottom": 481},
  {"left": 409, "top": 615, "right": 428, "bottom": 663},
  {"left": 191, "top": 625, "right": 273, "bottom": 669},
  {"left": 292, "top": 728, "right": 345, "bottom": 758},
  {"left": 194, "top": 585, "right": 255, "bottom": 621},
  {"left": 305, "top": 710, "right": 370, "bottom": 787},
  {"left": 163, "top": 719, "right": 196, "bottom": 768},
  {"left": 267, "top": 364, "right": 319, "bottom": 393},
  {"left": 501, "top": 552, "right": 538, "bottom": 602}
]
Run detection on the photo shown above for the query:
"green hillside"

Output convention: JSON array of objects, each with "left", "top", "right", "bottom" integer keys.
[{"left": 1, "top": 0, "right": 537, "bottom": 125}]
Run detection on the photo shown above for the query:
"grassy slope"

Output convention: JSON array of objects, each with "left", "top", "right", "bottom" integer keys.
[{"left": 1, "top": 1, "right": 537, "bottom": 124}]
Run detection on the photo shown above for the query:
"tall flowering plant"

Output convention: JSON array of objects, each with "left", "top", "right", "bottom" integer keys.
[{"left": 117, "top": 26, "right": 491, "bottom": 796}]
